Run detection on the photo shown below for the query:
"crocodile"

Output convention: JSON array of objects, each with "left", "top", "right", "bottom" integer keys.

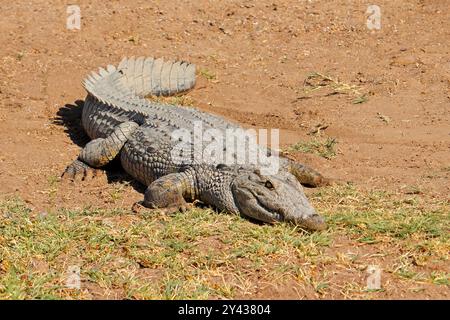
[{"left": 63, "top": 56, "right": 330, "bottom": 231}]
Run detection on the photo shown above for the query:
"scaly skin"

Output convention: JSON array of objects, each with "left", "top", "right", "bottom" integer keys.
[{"left": 63, "top": 56, "right": 329, "bottom": 231}]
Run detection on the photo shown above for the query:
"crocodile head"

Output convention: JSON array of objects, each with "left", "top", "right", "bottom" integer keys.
[{"left": 231, "top": 169, "right": 326, "bottom": 231}]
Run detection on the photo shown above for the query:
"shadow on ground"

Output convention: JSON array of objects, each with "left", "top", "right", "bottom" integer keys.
[
  {"left": 53, "top": 100, "right": 146, "bottom": 194},
  {"left": 54, "top": 100, "right": 89, "bottom": 147}
]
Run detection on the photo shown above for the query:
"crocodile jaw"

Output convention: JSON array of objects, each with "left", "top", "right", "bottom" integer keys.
[{"left": 231, "top": 170, "right": 327, "bottom": 231}]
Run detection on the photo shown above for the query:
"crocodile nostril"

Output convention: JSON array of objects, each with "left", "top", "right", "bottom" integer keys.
[{"left": 308, "top": 215, "right": 327, "bottom": 231}]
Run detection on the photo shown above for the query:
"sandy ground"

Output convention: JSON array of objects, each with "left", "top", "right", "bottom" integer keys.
[{"left": 0, "top": 0, "right": 448, "bottom": 299}]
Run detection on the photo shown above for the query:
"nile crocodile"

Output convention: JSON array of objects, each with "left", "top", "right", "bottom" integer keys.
[{"left": 63, "top": 57, "right": 329, "bottom": 231}]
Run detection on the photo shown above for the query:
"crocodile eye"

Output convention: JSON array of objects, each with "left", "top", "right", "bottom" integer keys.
[{"left": 265, "top": 181, "right": 274, "bottom": 189}]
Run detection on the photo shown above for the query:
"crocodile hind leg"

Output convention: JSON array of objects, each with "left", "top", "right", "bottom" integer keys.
[
  {"left": 132, "top": 172, "right": 195, "bottom": 214},
  {"left": 62, "top": 121, "right": 139, "bottom": 181}
]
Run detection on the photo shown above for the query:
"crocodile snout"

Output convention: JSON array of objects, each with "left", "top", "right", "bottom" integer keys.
[{"left": 300, "top": 214, "right": 327, "bottom": 231}]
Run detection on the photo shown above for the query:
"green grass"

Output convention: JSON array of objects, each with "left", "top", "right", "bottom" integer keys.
[
  {"left": 288, "top": 137, "right": 337, "bottom": 159},
  {"left": 310, "top": 184, "right": 449, "bottom": 285},
  {"left": 0, "top": 184, "right": 448, "bottom": 299},
  {"left": 311, "top": 185, "right": 448, "bottom": 242},
  {"left": 353, "top": 95, "right": 369, "bottom": 104},
  {"left": 146, "top": 95, "right": 195, "bottom": 107},
  {"left": 430, "top": 272, "right": 449, "bottom": 286},
  {"left": 198, "top": 68, "right": 216, "bottom": 81}
]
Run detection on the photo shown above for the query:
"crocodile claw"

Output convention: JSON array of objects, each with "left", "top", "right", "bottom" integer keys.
[{"left": 61, "top": 159, "right": 103, "bottom": 182}]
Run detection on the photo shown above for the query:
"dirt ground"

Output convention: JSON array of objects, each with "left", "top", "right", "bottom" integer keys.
[{"left": 0, "top": 0, "right": 449, "bottom": 299}]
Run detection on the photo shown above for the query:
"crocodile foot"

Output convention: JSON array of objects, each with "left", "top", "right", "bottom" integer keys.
[
  {"left": 61, "top": 159, "right": 103, "bottom": 182},
  {"left": 289, "top": 162, "right": 331, "bottom": 187},
  {"left": 132, "top": 201, "right": 193, "bottom": 215}
]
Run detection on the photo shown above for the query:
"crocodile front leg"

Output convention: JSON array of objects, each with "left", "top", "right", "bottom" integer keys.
[
  {"left": 132, "top": 172, "right": 195, "bottom": 214},
  {"left": 62, "top": 121, "right": 139, "bottom": 181}
]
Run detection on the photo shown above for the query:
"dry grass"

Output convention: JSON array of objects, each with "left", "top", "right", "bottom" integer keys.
[{"left": 301, "top": 72, "right": 368, "bottom": 104}]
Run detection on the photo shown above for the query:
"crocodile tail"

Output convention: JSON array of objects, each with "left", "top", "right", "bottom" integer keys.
[
  {"left": 117, "top": 56, "right": 196, "bottom": 97},
  {"left": 80, "top": 57, "right": 197, "bottom": 137}
]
